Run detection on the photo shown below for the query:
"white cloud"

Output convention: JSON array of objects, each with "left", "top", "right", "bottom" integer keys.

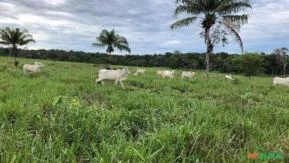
[
  {"left": 18, "top": 14, "right": 74, "bottom": 27},
  {"left": 46, "top": 11, "right": 73, "bottom": 17},
  {"left": 161, "top": 40, "right": 181, "bottom": 46},
  {"left": 33, "top": 31, "right": 51, "bottom": 41},
  {"left": 0, "top": 2, "right": 14, "bottom": 8},
  {"left": 44, "top": 0, "right": 66, "bottom": 6}
]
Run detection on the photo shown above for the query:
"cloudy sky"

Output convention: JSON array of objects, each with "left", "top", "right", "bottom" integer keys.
[{"left": 0, "top": 0, "right": 289, "bottom": 54}]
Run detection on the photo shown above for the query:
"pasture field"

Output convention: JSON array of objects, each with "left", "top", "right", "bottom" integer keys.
[{"left": 0, "top": 57, "right": 288, "bottom": 162}]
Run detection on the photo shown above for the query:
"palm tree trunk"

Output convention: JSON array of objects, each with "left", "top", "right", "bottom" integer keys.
[
  {"left": 205, "top": 27, "right": 213, "bottom": 80},
  {"left": 105, "top": 52, "right": 112, "bottom": 69},
  {"left": 108, "top": 52, "right": 111, "bottom": 65},
  {"left": 283, "top": 61, "right": 286, "bottom": 78},
  {"left": 13, "top": 54, "right": 16, "bottom": 65},
  {"left": 12, "top": 45, "right": 18, "bottom": 66},
  {"left": 8, "top": 47, "right": 12, "bottom": 60}
]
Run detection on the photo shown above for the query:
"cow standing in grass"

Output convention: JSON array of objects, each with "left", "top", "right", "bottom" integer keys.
[
  {"left": 157, "top": 70, "right": 175, "bottom": 78},
  {"left": 181, "top": 71, "right": 195, "bottom": 79},
  {"left": 96, "top": 68, "right": 130, "bottom": 88},
  {"left": 225, "top": 75, "right": 235, "bottom": 80},
  {"left": 134, "top": 69, "right": 145, "bottom": 75},
  {"left": 156, "top": 70, "right": 164, "bottom": 75},
  {"left": 273, "top": 77, "right": 289, "bottom": 86},
  {"left": 23, "top": 62, "right": 45, "bottom": 74}
]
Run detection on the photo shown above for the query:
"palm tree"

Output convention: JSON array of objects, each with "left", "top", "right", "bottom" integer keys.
[
  {"left": 93, "top": 29, "right": 131, "bottom": 64},
  {"left": 171, "top": 0, "right": 251, "bottom": 79},
  {"left": 274, "top": 47, "right": 289, "bottom": 77},
  {"left": 0, "top": 27, "right": 36, "bottom": 66}
]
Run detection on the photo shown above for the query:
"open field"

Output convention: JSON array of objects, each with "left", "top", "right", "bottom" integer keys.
[{"left": 0, "top": 57, "right": 288, "bottom": 162}]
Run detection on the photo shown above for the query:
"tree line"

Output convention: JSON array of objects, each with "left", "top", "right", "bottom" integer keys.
[{"left": 0, "top": 47, "right": 288, "bottom": 77}]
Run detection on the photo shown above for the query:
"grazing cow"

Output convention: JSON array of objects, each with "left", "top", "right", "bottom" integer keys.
[
  {"left": 23, "top": 62, "right": 45, "bottom": 74},
  {"left": 34, "top": 61, "right": 43, "bottom": 65},
  {"left": 156, "top": 70, "right": 164, "bottom": 75},
  {"left": 158, "top": 70, "right": 175, "bottom": 78},
  {"left": 134, "top": 69, "right": 145, "bottom": 75},
  {"left": 225, "top": 75, "right": 235, "bottom": 80},
  {"left": 96, "top": 68, "right": 130, "bottom": 88},
  {"left": 273, "top": 77, "right": 289, "bottom": 86},
  {"left": 181, "top": 71, "right": 195, "bottom": 79}
]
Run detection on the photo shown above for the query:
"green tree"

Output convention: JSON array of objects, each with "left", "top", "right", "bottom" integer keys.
[
  {"left": 0, "top": 27, "right": 35, "bottom": 66},
  {"left": 274, "top": 47, "right": 288, "bottom": 77},
  {"left": 92, "top": 29, "right": 131, "bottom": 64},
  {"left": 234, "top": 53, "right": 264, "bottom": 78},
  {"left": 171, "top": 0, "right": 251, "bottom": 79}
]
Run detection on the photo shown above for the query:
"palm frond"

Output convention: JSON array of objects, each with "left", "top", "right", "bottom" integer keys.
[
  {"left": 117, "top": 36, "right": 129, "bottom": 45},
  {"left": 171, "top": 16, "right": 198, "bottom": 29},
  {"left": 92, "top": 42, "right": 105, "bottom": 47},
  {"left": 19, "top": 38, "right": 36, "bottom": 45},
  {"left": 216, "top": 0, "right": 251, "bottom": 14},
  {"left": 115, "top": 44, "right": 131, "bottom": 53},
  {"left": 221, "top": 20, "right": 244, "bottom": 53},
  {"left": 175, "top": 4, "right": 203, "bottom": 16},
  {"left": 19, "top": 33, "right": 33, "bottom": 40},
  {"left": 0, "top": 29, "right": 12, "bottom": 44},
  {"left": 0, "top": 41, "right": 9, "bottom": 45},
  {"left": 223, "top": 14, "right": 248, "bottom": 25}
]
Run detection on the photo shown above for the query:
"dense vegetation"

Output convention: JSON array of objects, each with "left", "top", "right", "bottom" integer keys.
[
  {"left": 1, "top": 47, "right": 288, "bottom": 77},
  {"left": 0, "top": 57, "right": 288, "bottom": 162}
]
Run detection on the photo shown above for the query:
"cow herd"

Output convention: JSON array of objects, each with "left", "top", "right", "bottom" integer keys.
[
  {"left": 94, "top": 68, "right": 196, "bottom": 88},
  {"left": 22, "top": 62, "right": 289, "bottom": 88}
]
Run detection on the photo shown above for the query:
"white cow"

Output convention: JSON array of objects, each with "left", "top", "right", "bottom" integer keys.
[
  {"left": 34, "top": 61, "right": 43, "bottom": 65},
  {"left": 181, "top": 71, "right": 195, "bottom": 79},
  {"left": 158, "top": 70, "right": 175, "bottom": 78},
  {"left": 156, "top": 70, "right": 164, "bottom": 75},
  {"left": 134, "top": 69, "right": 145, "bottom": 75},
  {"left": 225, "top": 75, "right": 235, "bottom": 80},
  {"left": 96, "top": 68, "right": 130, "bottom": 88},
  {"left": 23, "top": 62, "right": 45, "bottom": 74},
  {"left": 273, "top": 77, "right": 289, "bottom": 86}
]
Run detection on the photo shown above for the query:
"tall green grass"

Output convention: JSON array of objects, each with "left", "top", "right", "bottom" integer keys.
[{"left": 0, "top": 57, "right": 288, "bottom": 162}]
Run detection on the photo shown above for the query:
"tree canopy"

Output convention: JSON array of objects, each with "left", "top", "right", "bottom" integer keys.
[
  {"left": 93, "top": 29, "right": 131, "bottom": 54},
  {"left": 171, "top": 0, "right": 251, "bottom": 79}
]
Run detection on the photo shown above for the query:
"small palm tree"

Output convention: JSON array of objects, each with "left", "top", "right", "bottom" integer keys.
[
  {"left": 93, "top": 29, "right": 131, "bottom": 64},
  {"left": 0, "top": 27, "right": 36, "bottom": 66},
  {"left": 171, "top": 0, "right": 251, "bottom": 79}
]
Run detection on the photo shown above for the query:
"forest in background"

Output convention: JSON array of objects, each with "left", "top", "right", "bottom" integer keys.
[{"left": 0, "top": 47, "right": 287, "bottom": 77}]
